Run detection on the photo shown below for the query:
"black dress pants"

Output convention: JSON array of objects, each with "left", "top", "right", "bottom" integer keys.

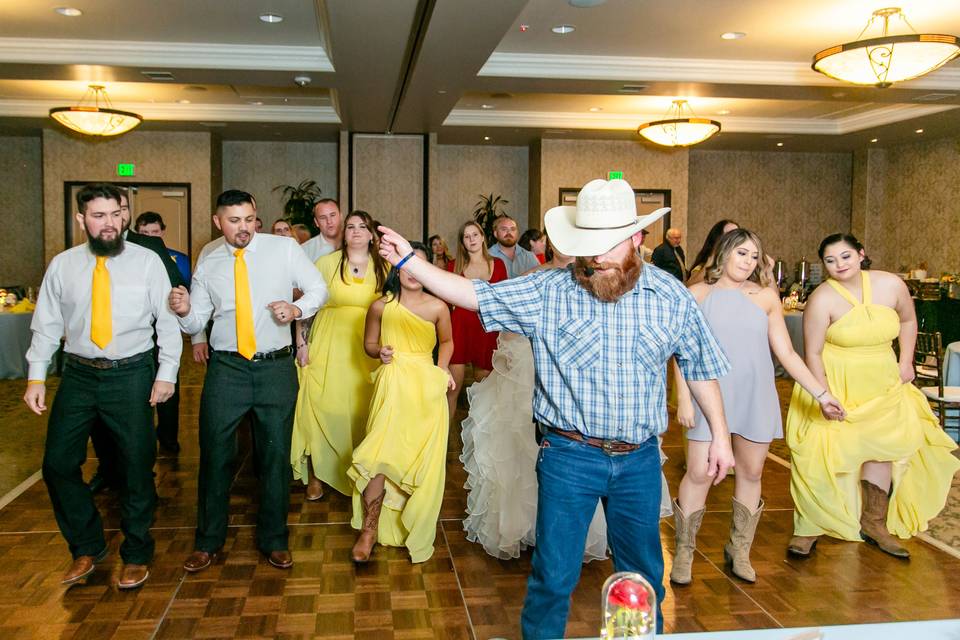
[
  {"left": 42, "top": 354, "right": 157, "bottom": 564},
  {"left": 194, "top": 351, "right": 298, "bottom": 554}
]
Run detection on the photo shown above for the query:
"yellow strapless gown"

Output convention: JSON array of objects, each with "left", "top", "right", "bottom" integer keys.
[
  {"left": 291, "top": 252, "right": 381, "bottom": 495},
  {"left": 786, "top": 272, "right": 959, "bottom": 540},
  {"left": 348, "top": 299, "right": 450, "bottom": 563}
]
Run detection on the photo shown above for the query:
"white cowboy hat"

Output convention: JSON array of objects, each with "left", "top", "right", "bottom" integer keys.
[{"left": 544, "top": 179, "right": 670, "bottom": 257}]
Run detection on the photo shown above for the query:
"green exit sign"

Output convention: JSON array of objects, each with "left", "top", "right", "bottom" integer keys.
[
  {"left": 608, "top": 171, "right": 623, "bottom": 180},
  {"left": 116, "top": 163, "right": 135, "bottom": 177}
]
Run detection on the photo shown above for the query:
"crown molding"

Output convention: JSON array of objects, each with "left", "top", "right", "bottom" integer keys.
[
  {"left": 444, "top": 104, "right": 956, "bottom": 135},
  {"left": 478, "top": 52, "right": 960, "bottom": 90},
  {"left": 0, "top": 37, "right": 334, "bottom": 72},
  {"left": 0, "top": 99, "right": 341, "bottom": 123}
]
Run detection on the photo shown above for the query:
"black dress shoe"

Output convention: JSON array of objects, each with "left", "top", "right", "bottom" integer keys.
[{"left": 88, "top": 472, "right": 118, "bottom": 495}]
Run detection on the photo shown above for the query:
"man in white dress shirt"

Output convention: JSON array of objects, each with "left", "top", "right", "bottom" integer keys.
[
  {"left": 24, "top": 183, "right": 182, "bottom": 590},
  {"left": 488, "top": 214, "right": 541, "bottom": 279},
  {"left": 169, "top": 189, "right": 328, "bottom": 573},
  {"left": 300, "top": 198, "right": 343, "bottom": 263}
]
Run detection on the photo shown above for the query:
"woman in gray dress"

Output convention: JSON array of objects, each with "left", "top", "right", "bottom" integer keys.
[{"left": 670, "top": 229, "right": 845, "bottom": 584}]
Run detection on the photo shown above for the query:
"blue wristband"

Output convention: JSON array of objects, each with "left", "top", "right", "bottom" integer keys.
[{"left": 396, "top": 251, "right": 416, "bottom": 270}]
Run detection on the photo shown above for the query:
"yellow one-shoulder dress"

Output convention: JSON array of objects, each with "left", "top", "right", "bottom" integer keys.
[
  {"left": 786, "top": 271, "right": 959, "bottom": 540},
  {"left": 348, "top": 299, "right": 450, "bottom": 563},
  {"left": 291, "top": 252, "right": 381, "bottom": 495}
]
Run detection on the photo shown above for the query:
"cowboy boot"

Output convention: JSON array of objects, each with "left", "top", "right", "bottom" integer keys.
[
  {"left": 787, "top": 535, "right": 819, "bottom": 557},
  {"left": 859, "top": 480, "right": 910, "bottom": 559},
  {"left": 351, "top": 489, "right": 386, "bottom": 563},
  {"left": 724, "top": 497, "right": 764, "bottom": 582},
  {"left": 669, "top": 499, "right": 705, "bottom": 585}
]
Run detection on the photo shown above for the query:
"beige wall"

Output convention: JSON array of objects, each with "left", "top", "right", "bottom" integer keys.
[
  {"left": 429, "top": 142, "right": 528, "bottom": 253},
  {"left": 42, "top": 129, "right": 213, "bottom": 263},
  {"left": 876, "top": 137, "right": 960, "bottom": 275},
  {"left": 0, "top": 136, "right": 43, "bottom": 286},
  {"left": 688, "top": 150, "right": 853, "bottom": 269},
  {"left": 352, "top": 134, "right": 424, "bottom": 240},
  {"left": 537, "top": 139, "right": 690, "bottom": 245},
  {"left": 222, "top": 140, "right": 338, "bottom": 228}
]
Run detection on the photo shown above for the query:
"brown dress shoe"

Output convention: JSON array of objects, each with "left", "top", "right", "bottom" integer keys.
[
  {"left": 787, "top": 535, "right": 819, "bottom": 557},
  {"left": 305, "top": 478, "right": 324, "bottom": 501},
  {"left": 61, "top": 546, "right": 109, "bottom": 585},
  {"left": 267, "top": 550, "right": 293, "bottom": 569},
  {"left": 118, "top": 563, "right": 150, "bottom": 590},
  {"left": 183, "top": 550, "right": 217, "bottom": 573}
]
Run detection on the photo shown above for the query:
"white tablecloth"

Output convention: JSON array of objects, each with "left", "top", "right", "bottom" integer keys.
[
  {"left": 944, "top": 341, "right": 960, "bottom": 386},
  {"left": 578, "top": 618, "right": 960, "bottom": 639}
]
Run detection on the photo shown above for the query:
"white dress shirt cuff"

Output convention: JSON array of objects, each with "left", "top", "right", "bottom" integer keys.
[
  {"left": 156, "top": 362, "right": 178, "bottom": 384},
  {"left": 27, "top": 362, "right": 48, "bottom": 382},
  {"left": 178, "top": 309, "right": 203, "bottom": 336},
  {"left": 190, "top": 331, "right": 207, "bottom": 345}
]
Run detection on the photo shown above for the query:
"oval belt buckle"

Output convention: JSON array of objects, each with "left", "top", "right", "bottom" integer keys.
[{"left": 601, "top": 439, "right": 617, "bottom": 456}]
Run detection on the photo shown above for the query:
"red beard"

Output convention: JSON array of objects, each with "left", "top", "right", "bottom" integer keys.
[{"left": 573, "top": 250, "right": 642, "bottom": 302}]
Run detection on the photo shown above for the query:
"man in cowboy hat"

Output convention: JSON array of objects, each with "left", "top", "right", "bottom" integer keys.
[{"left": 375, "top": 178, "right": 734, "bottom": 638}]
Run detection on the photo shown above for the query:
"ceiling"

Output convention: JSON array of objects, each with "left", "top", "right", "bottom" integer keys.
[{"left": 0, "top": 0, "right": 958, "bottom": 150}]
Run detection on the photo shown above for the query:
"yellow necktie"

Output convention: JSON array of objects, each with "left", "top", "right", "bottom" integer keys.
[
  {"left": 234, "top": 248, "right": 257, "bottom": 359},
  {"left": 90, "top": 256, "right": 112, "bottom": 349}
]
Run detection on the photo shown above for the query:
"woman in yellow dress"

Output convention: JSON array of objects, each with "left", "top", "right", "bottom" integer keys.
[
  {"left": 291, "top": 210, "right": 388, "bottom": 498},
  {"left": 349, "top": 243, "right": 455, "bottom": 563},
  {"left": 786, "top": 233, "right": 959, "bottom": 558}
]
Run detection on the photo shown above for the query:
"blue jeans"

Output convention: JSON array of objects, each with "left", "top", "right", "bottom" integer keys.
[{"left": 520, "top": 432, "right": 665, "bottom": 639}]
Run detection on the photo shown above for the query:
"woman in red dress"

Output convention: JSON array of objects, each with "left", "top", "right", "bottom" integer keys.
[{"left": 446, "top": 221, "right": 507, "bottom": 423}]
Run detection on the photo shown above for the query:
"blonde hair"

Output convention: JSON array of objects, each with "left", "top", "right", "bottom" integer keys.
[
  {"left": 704, "top": 228, "right": 770, "bottom": 287},
  {"left": 453, "top": 220, "right": 492, "bottom": 276}
]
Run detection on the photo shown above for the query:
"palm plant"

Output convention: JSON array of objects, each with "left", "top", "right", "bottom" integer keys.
[
  {"left": 473, "top": 193, "right": 509, "bottom": 245},
  {"left": 273, "top": 179, "right": 323, "bottom": 231}
]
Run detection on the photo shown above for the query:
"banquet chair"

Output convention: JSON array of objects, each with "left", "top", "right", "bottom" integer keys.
[{"left": 914, "top": 331, "right": 960, "bottom": 438}]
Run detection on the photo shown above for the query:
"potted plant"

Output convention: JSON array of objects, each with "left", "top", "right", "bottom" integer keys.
[
  {"left": 473, "top": 193, "right": 509, "bottom": 245},
  {"left": 273, "top": 179, "right": 323, "bottom": 232}
]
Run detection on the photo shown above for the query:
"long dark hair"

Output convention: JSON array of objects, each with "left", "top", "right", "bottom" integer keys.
[
  {"left": 337, "top": 210, "right": 389, "bottom": 291},
  {"left": 690, "top": 219, "right": 738, "bottom": 275},
  {"left": 818, "top": 233, "right": 872, "bottom": 269},
  {"left": 384, "top": 242, "right": 431, "bottom": 302},
  {"left": 519, "top": 228, "right": 543, "bottom": 252}
]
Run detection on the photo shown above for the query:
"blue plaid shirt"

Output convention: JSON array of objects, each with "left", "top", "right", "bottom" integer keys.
[{"left": 474, "top": 264, "right": 730, "bottom": 444}]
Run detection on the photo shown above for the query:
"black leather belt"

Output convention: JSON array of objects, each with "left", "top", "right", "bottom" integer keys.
[
  {"left": 546, "top": 426, "right": 642, "bottom": 454},
  {"left": 216, "top": 345, "right": 293, "bottom": 361},
  {"left": 66, "top": 350, "right": 151, "bottom": 370}
]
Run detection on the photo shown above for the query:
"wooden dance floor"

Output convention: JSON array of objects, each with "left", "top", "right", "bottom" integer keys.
[{"left": 1, "top": 354, "right": 959, "bottom": 639}]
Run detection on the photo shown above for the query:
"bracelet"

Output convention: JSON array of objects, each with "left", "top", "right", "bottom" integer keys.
[
  {"left": 815, "top": 389, "right": 828, "bottom": 400},
  {"left": 396, "top": 251, "right": 416, "bottom": 270}
]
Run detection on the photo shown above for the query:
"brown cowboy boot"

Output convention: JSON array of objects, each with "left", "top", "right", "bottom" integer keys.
[
  {"left": 787, "top": 535, "right": 819, "bottom": 557},
  {"left": 724, "top": 497, "right": 764, "bottom": 582},
  {"left": 351, "top": 489, "right": 386, "bottom": 563},
  {"left": 669, "top": 499, "right": 705, "bottom": 585},
  {"left": 859, "top": 480, "right": 909, "bottom": 559}
]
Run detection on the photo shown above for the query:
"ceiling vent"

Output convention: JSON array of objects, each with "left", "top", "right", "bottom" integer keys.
[
  {"left": 914, "top": 93, "right": 956, "bottom": 102},
  {"left": 141, "top": 70, "right": 175, "bottom": 81},
  {"left": 618, "top": 84, "right": 648, "bottom": 94}
]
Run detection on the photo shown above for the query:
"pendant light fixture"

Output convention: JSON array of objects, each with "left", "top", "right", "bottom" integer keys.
[
  {"left": 636, "top": 99, "right": 721, "bottom": 147},
  {"left": 49, "top": 85, "right": 143, "bottom": 137},
  {"left": 812, "top": 7, "right": 960, "bottom": 88}
]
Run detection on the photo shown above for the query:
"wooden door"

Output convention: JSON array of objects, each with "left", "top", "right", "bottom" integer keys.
[{"left": 133, "top": 187, "right": 189, "bottom": 256}]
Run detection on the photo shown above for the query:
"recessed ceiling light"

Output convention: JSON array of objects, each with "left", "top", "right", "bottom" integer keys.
[
  {"left": 484, "top": 136, "right": 491, "bottom": 141},
  {"left": 481, "top": 104, "right": 495, "bottom": 109},
  {"left": 248, "top": 100, "right": 264, "bottom": 106},
  {"left": 776, "top": 142, "right": 784, "bottom": 147},
  {"left": 589, "top": 107, "right": 602, "bottom": 112},
  {"left": 721, "top": 32, "right": 746, "bottom": 40},
  {"left": 716, "top": 109, "right": 730, "bottom": 115},
  {"left": 177, "top": 99, "right": 191, "bottom": 104},
  {"left": 551, "top": 24, "right": 576, "bottom": 35},
  {"left": 259, "top": 13, "right": 283, "bottom": 23},
  {"left": 54, "top": 7, "right": 82, "bottom": 17},
  {"left": 870, "top": 138, "right": 878, "bottom": 143},
  {"left": 916, "top": 128, "right": 924, "bottom": 133},
  {"left": 437, "top": 89, "right": 447, "bottom": 94}
]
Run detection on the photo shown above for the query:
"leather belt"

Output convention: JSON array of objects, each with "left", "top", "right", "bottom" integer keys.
[
  {"left": 66, "top": 350, "right": 151, "bottom": 370},
  {"left": 216, "top": 345, "right": 293, "bottom": 361},
  {"left": 546, "top": 427, "right": 642, "bottom": 454}
]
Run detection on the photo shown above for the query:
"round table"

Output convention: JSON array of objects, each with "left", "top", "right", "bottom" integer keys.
[{"left": 0, "top": 310, "right": 35, "bottom": 379}]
